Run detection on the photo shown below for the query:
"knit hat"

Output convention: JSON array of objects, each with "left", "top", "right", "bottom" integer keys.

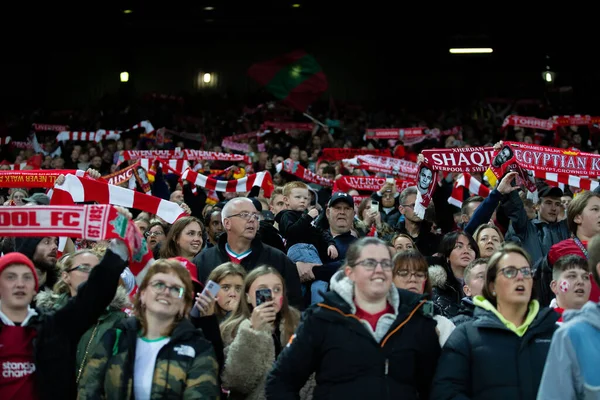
[
  {"left": 14, "top": 237, "right": 44, "bottom": 260},
  {"left": 0, "top": 252, "right": 39, "bottom": 291}
]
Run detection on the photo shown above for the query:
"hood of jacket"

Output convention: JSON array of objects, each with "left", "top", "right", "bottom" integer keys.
[
  {"left": 428, "top": 264, "right": 448, "bottom": 289},
  {"left": 563, "top": 301, "right": 600, "bottom": 329},
  {"left": 473, "top": 295, "right": 550, "bottom": 337},
  {"left": 35, "top": 286, "right": 131, "bottom": 312},
  {"left": 329, "top": 270, "right": 400, "bottom": 314}
]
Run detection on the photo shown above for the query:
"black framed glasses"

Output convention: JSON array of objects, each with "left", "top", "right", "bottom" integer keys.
[
  {"left": 226, "top": 212, "right": 263, "bottom": 221},
  {"left": 396, "top": 270, "right": 427, "bottom": 280},
  {"left": 354, "top": 258, "right": 393, "bottom": 271},
  {"left": 149, "top": 280, "right": 185, "bottom": 299},
  {"left": 499, "top": 266, "right": 532, "bottom": 279},
  {"left": 66, "top": 265, "right": 94, "bottom": 273}
]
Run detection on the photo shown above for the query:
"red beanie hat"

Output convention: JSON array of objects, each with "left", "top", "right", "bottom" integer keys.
[
  {"left": 0, "top": 253, "right": 39, "bottom": 291},
  {"left": 170, "top": 257, "right": 203, "bottom": 293}
]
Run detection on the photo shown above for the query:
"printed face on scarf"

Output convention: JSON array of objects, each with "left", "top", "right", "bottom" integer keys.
[
  {"left": 418, "top": 167, "right": 433, "bottom": 193},
  {"left": 176, "top": 221, "right": 203, "bottom": 258},
  {"left": 345, "top": 244, "right": 392, "bottom": 301},
  {"left": 492, "top": 146, "right": 513, "bottom": 168},
  {"left": 538, "top": 197, "right": 561, "bottom": 223},
  {"left": 326, "top": 202, "right": 354, "bottom": 232},
  {"left": 63, "top": 252, "right": 100, "bottom": 296},
  {"left": 270, "top": 194, "right": 286, "bottom": 216},
  {"left": 551, "top": 267, "right": 591, "bottom": 310},
  {"left": 0, "top": 265, "right": 36, "bottom": 311},
  {"left": 217, "top": 274, "right": 243, "bottom": 312},
  {"left": 33, "top": 237, "right": 58, "bottom": 271},
  {"left": 574, "top": 196, "right": 600, "bottom": 238},
  {"left": 489, "top": 252, "right": 533, "bottom": 307},
  {"left": 141, "top": 272, "right": 186, "bottom": 318}
]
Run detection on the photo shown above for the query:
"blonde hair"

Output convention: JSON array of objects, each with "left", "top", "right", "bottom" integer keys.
[
  {"left": 220, "top": 265, "right": 300, "bottom": 343},
  {"left": 53, "top": 249, "right": 99, "bottom": 295},
  {"left": 282, "top": 181, "right": 308, "bottom": 197}
]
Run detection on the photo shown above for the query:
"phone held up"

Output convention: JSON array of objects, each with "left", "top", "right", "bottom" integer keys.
[
  {"left": 255, "top": 288, "right": 273, "bottom": 306},
  {"left": 370, "top": 200, "right": 379, "bottom": 214},
  {"left": 202, "top": 280, "right": 221, "bottom": 298}
]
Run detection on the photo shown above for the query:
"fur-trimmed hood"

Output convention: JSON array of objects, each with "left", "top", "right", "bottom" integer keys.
[
  {"left": 329, "top": 270, "right": 400, "bottom": 314},
  {"left": 428, "top": 264, "right": 448, "bottom": 289},
  {"left": 35, "top": 285, "right": 131, "bottom": 311}
]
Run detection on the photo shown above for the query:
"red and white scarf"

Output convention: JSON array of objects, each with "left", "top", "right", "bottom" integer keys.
[
  {"left": 365, "top": 127, "right": 426, "bottom": 140},
  {"left": 333, "top": 176, "right": 414, "bottom": 193},
  {"left": 32, "top": 123, "right": 69, "bottom": 132},
  {"left": 102, "top": 162, "right": 141, "bottom": 186},
  {"left": 343, "top": 155, "right": 418, "bottom": 180},
  {"left": 0, "top": 136, "right": 11, "bottom": 146},
  {"left": 321, "top": 148, "right": 391, "bottom": 161},
  {"left": 261, "top": 121, "right": 314, "bottom": 131},
  {"left": 0, "top": 170, "right": 83, "bottom": 188},
  {"left": 501, "top": 115, "right": 556, "bottom": 131},
  {"left": 119, "top": 150, "right": 251, "bottom": 164},
  {"left": 181, "top": 169, "right": 274, "bottom": 198},
  {"left": 50, "top": 174, "right": 185, "bottom": 224},
  {"left": 221, "top": 138, "right": 266, "bottom": 153},
  {"left": 415, "top": 147, "right": 495, "bottom": 218},
  {"left": 276, "top": 160, "right": 333, "bottom": 187},
  {"left": 56, "top": 121, "right": 154, "bottom": 142},
  {"left": 10, "top": 141, "right": 33, "bottom": 149},
  {"left": 448, "top": 173, "right": 491, "bottom": 208}
]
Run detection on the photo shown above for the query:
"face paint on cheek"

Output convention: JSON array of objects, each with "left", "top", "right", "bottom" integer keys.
[{"left": 559, "top": 280, "right": 570, "bottom": 293}]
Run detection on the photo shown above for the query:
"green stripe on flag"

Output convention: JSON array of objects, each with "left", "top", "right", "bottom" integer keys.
[{"left": 265, "top": 54, "right": 322, "bottom": 100}]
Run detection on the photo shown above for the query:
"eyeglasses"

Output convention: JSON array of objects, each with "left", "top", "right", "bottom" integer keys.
[
  {"left": 354, "top": 258, "right": 393, "bottom": 271},
  {"left": 145, "top": 231, "right": 165, "bottom": 238},
  {"left": 396, "top": 270, "right": 427, "bottom": 280},
  {"left": 149, "top": 280, "right": 185, "bottom": 299},
  {"left": 66, "top": 265, "right": 94, "bottom": 273},
  {"left": 498, "top": 266, "right": 532, "bottom": 279},
  {"left": 226, "top": 212, "right": 263, "bottom": 222}
]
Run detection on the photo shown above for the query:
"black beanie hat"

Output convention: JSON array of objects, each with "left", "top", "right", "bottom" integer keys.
[{"left": 14, "top": 237, "right": 44, "bottom": 261}]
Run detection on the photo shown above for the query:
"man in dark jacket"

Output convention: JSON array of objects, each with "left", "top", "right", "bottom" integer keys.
[
  {"left": 14, "top": 236, "right": 59, "bottom": 292},
  {"left": 396, "top": 187, "right": 441, "bottom": 256},
  {"left": 193, "top": 197, "right": 303, "bottom": 309},
  {"left": 0, "top": 240, "right": 129, "bottom": 400}
]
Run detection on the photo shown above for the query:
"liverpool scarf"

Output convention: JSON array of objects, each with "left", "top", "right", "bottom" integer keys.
[
  {"left": 32, "top": 123, "right": 69, "bottom": 132},
  {"left": 119, "top": 150, "right": 251, "bottom": 164},
  {"left": 276, "top": 160, "right": 333, "bottom": 187},
  {"left": 415, "top": 147, "right": 495, "bottom": 218},
  {"left": 0, "top": 170, "right": 83, "bottom": 188},
  {"left": 261, "top": 121, "right": 314, "bottom": 131},
  {"left": 342, "top": 155, "right": 418, "bottom": 180},
  {"left": 56, "top": 121, "right": 154, "bottom": 142},
  {"left": 321, "top": 148, "right": 391, "bottom": 161},
  {"left": 221, "top": 139, "right": 266, "bottom": 152},
  {"left": 181, "top": 169, "right": 274, "bottom": 197},
  {"left": 51, "top": 174, "right": 185, "bottom": 224},
  {"left": 333, "top": 176, "right": 414, "bottom": 193}
]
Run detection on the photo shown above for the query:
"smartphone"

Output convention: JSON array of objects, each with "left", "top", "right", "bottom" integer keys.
[
  {"left": 370, "top": 200, "right": 379, "bottom": 213},
  {"left": 255, "top": 288, "right": 273, "bottom": 306},
  {"left": 202, "top": 280, "right": 221, "bottom": 298},
  {"left": 386, "top": 178, "right": 394, "bottom": 184}
]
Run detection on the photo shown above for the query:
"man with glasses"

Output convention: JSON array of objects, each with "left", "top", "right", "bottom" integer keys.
[
  {"left": 395, "top": 187, "right": 441, "bottom": 256},
  {"left": 193, "top": 197, "right": 303, "bottom": 309}
]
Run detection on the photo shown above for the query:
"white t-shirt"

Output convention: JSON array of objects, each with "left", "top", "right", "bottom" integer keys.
[{"left": 134, "top": 336, "right": 170, "bottom": 400}]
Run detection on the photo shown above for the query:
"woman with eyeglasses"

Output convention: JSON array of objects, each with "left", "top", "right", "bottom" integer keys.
[
  {"left": 79, "top": 259, "right": 220, "bottom": 399},
  {"left": 160, "top": 216, "right": 205, "bottom": 261},
  {"left": 431, "top": 244, "right": 559, "bottom": 400},
  {"left": 36, "top": 248, "right": 132, "bottom": 386},
  {"left": 146, "top": 221, "right": 169, "bottom": 256},
  {"left": 392, "top": 250, "right": 455, "bottom": 346},
  {"left": 266, "top": 237, "right": 441, "bottom": 399}
]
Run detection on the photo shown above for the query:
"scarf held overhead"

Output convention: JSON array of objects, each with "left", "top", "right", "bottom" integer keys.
[
  {"left": 50, "top": 174, "right": 185, "bottom": 224},
  {"left": 276, "top": 160, "right": 333, "bottom": 187},
  {"left": 0, "top": 170, "right": 81, "bottom": 188},
  {"left": 343, "top": 155, "right": 418, "bottom": 180},
  {"left": 181, "top": 169, "right": 275, "bottom": 197},
  {"left": 119, "top": 149, "right": 251, "bottom": 164},
  {"left": 333, "top": 176, "right": 414, "bottom": 193},
  {"left": 321, "top": 148, "right": 391, "bottom": 161}
]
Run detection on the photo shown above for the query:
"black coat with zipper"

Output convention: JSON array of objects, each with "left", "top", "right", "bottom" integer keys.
[
  {"left": 265, "top": 288, "right": 441, "bottom": 400},
  {"left": 430, "top": 305, "right": 559, "bottom": 400}
]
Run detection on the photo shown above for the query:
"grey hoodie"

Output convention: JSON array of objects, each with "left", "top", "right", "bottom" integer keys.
[{"left": 537, "top": 301, "right": 600, "bottom": 400}]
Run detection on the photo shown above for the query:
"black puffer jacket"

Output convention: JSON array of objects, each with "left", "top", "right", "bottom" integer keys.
[
  {"left": 429, "top": 264, "right": 464, "bottom": 318},
  {"left": 431, "top": 302, "right": 558, "bottom": 400},
  {"left": 266, "top": 271, "right": 440, "bottom": 400}
]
